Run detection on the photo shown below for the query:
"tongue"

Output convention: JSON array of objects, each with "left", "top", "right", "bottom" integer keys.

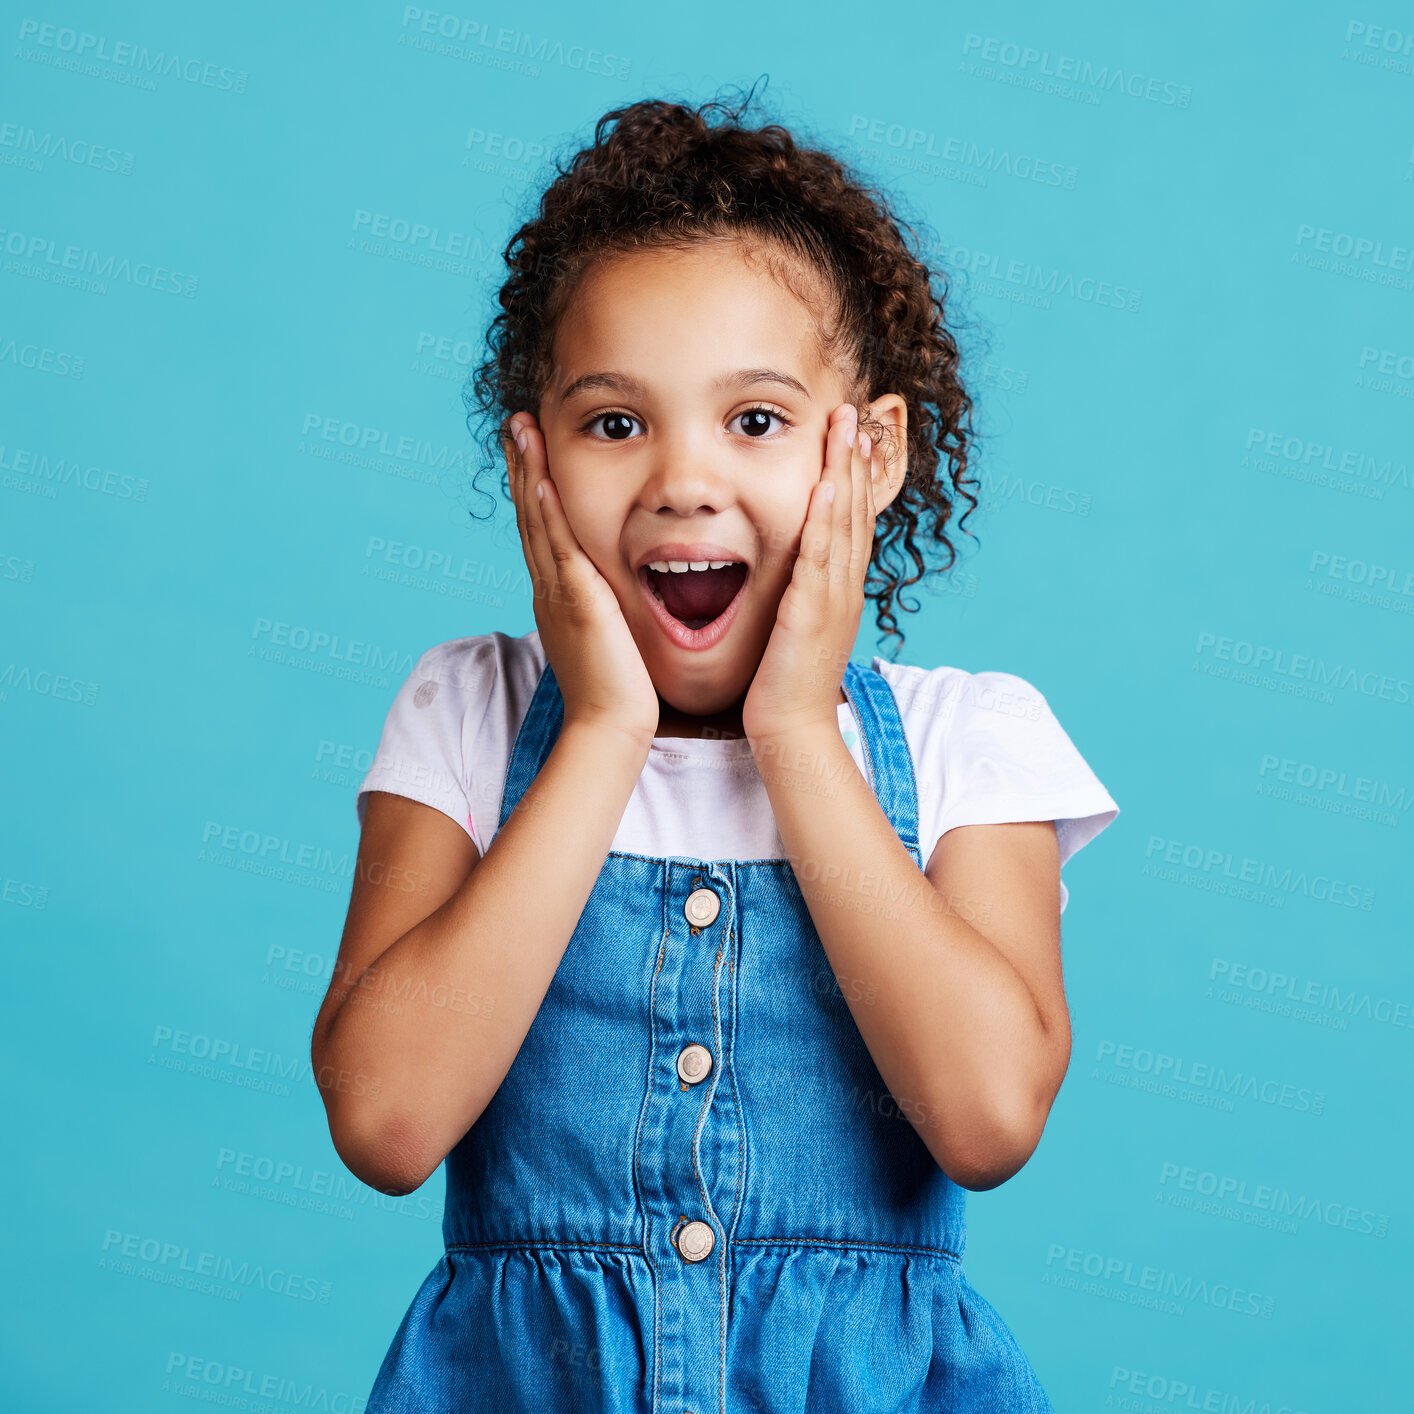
[{"left": 651, "top": 564, "right": 747, "bottom": 630}]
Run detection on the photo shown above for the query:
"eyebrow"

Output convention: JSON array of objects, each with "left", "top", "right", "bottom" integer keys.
[{"left": 555, "top": 367, "right": 811, "bottom": 403}]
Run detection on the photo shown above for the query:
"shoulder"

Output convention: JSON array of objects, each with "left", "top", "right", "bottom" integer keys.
[
  {"left": 872, "top": 657, "right": 1049, "bottom": 730},
  {"left": 869, "top": 654, "right": 1119, "bottom": 853},
  {"left": 355, "top": 629, "right": 547, "bottom": 835},
  {"left": 870, "top": 654, "right": 1085, "bottom": 783},
  {"left": 406, "top": 629, "right": 546, "bottom": 719},
  {"left": 871, "top": 658, "right": 1056, "bottom": 785}
]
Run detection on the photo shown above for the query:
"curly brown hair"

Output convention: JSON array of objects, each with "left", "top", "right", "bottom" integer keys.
[{"left": 465, "top": 80, "right": 981, "bottom": 656}]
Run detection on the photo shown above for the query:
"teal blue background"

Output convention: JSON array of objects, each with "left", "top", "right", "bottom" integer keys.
[{"left": 4, "top": 2, "right": 1411, "bottom": 1409}]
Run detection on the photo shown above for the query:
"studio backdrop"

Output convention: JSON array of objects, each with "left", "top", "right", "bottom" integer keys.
[{"left": 4, "top": 2, "right": 1410, "bottom": 1410}]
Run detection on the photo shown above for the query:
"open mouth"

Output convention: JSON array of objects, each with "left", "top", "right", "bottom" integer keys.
[{"left": 640, "top": 560, "right": 749, "bottom": 632}]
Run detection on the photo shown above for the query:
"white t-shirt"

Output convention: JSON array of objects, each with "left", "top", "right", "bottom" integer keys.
[{"left": 355, "top": 631, "right": 1119, "bottom": 912}]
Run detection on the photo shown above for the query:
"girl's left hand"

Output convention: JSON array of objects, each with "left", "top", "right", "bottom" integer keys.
[{"left": 742, "top": 403, "right": 876, "bottom": 743}]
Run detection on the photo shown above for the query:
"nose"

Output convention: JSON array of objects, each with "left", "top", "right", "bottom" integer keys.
[{"left": 636, "top": 425, "right": 734, "bottom": 518}]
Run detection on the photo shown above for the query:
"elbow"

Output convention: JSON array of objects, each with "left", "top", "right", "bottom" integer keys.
[
  {"left": 944, "top": 1139, "right": 1036, "bottom": 1193},
  {"left": 327, "top": 1107, "right": 443, "bottom": 1197},
  {"left": 933, "top": 1087, "right": 1056, "bottom": 1193},
  {"left": 342, "top": 1145, "right": 439, "bottom": 1200},
  {"left": 310, "top": 1025, "right": 443, "bottom": 1196},
  {"left": 944, "top": 1026, "right": 1071, "bottom": 1190}
]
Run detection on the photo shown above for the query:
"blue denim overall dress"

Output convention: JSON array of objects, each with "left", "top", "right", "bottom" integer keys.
[{"left": 367, "top": 659, "right": 1054, "bottom": 1413}]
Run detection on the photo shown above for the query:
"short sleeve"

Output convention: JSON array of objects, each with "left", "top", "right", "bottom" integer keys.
[
  {"left": 354, "top": 642, "right": 481, "bottom": 843},
  {"left": 926, "top": 669, "right": 1119, "bottom": 912}
]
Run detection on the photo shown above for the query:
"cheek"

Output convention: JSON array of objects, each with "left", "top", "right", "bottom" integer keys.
[
  {"left": 752, "top": 482, "right": 815, "bottom": 580},
  {"left": 555, "top": 482, "right": 621, "bottom": 564}
]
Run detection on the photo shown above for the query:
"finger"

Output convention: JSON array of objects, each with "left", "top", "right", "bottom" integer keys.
[
  {"left": 797, "top": 476, "right": 836, "bottom": 586},
  {"left": 515, "top": 418, "right": 558, "bottom": 595},
  {"left": 504, "top": 413, "right": 553, "bottom": 604},
  {"left": 824, "top": 404, "right": 857, "bottom": 587},
  {"left": 848, "top": 419, "right": 874, "bottom": 590},
  {"left": 799, "top": 412, "right": 846, "bottom": 583},
  {"left": 532, "top": 467, "right": 592, "bottom": 595},
  {"left": 864, "top": 432, "right": 877, "bottom": 522},
  {"left": 503, "top": 415, "right": 530, "bottom": 554}
]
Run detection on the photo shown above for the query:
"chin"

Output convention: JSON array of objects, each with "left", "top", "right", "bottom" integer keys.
[
  {"left": 641, "top": 646, "right": 745, "bottom": 707},
  {"left": 658, "top": 678, "right": 750, "bottom": 719}
]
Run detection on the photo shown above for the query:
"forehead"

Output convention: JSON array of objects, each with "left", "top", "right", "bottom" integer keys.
[{"left": 550, "top": 238, "right": 838, "bottom": 396}]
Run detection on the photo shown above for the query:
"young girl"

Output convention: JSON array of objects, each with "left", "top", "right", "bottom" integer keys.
[{"left": 313, "top": 90, "right": 1119, "bottom": 1413}]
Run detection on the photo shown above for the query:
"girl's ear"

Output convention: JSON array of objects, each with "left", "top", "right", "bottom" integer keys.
[{"left": 863, "top": 394, "right": 908, "bottom": 514}]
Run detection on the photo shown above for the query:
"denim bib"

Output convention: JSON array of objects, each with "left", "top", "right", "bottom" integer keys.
[{"left": 367, "top": 659, "right": 1054, "bottom": 1413}]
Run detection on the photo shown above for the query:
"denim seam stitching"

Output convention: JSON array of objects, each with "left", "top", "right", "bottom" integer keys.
[
  {"left": 726, "top": 883, "right": 746, "bottom": 1251},
  {"left": 444, "top": 1240, "right": 646, "bottom": 1253},
  {"left": 634, "top": 863, "right": 667, "bottom": 1414},
  {"left": 732, "top": 1237, "right": 963, "bottom": 1261},
  {"left": 690, "top": 947, "right": 721, "bottom": 1229},
  {"left": 721, "top": 874, "right": 742, "bottom": 1414},
  {"left": 442, "top": 1237, "right": 962, "bottom": 1261},
  {"left": 706, "top": 935, "right": 727, "bottom": 1414}
]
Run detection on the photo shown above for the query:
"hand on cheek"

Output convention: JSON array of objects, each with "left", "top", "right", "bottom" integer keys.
[
  {"left": 742, "top": 402, "right": 877, "bottom": 743},
  {"left": 503, "top": 412, "right": 659, "bottom": 745}
]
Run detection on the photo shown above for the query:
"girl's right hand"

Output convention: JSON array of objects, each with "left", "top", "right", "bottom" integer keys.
[{"left": 503, "top": 412, "right": 661, "bottom": 747}]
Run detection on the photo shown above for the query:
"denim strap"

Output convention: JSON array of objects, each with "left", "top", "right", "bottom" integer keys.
[
  {"left": 497, "top": 660, "right": 564, "bottom": 832},
  {"left": 498, "top": 657, "right": 921, "bottom": 868},
  {"left": 842, "top": 659, "right": 922, "bottom": 869}
]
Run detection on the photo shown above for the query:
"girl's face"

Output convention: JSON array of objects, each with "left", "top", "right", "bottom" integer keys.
[{"left": 539, "top": 238, "right": 905, "bottom": 719}]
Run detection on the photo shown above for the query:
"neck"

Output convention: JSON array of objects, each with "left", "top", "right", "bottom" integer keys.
[
  {"left": 654, "top": 695, "right": 746, "bottom": 741},
  {"left": 652, "top": 686, "right": 848, "bottom": 741}
]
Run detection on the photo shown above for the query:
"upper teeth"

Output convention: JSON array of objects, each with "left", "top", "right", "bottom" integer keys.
[{"left": 647, "top": 559, "right": 735, "bottom": 572}]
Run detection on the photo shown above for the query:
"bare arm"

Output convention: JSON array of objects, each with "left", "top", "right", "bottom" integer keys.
[
  {"left": 310, "top": 719, "right": 650, "bottom": 1196},
  {"left": 740, "top": 404, "right": 1070, "bottom": 1190},
  {"left": 314, "top": 409, "right": 659, "bottom": 1196},
  {"left": 755, "top": 721, "right": 1068, "bottom": 1191}
]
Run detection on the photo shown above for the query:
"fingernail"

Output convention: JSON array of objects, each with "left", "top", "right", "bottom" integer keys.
[
  {"left": 846, "top": 425, "right": 856, "bottom": 448},
  {"left": 859, "top": 433, "right": 871, "bottom": 461},
  {"left": 536, "top": 482, "right": 544, "bottom": 502},
  {"left": 516, "top": 429, "right": 528, "bottom": 452},
  {"left": 824, "top": 482, "right": 836, "bottom": 504}
]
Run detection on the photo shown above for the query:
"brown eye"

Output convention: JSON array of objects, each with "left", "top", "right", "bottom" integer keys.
[
  {"left": 733, "top": 407, "right": 787, "bottom": 437},
  {"left": 585, "top": 412, "right": 640, "bottom": 440}
]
